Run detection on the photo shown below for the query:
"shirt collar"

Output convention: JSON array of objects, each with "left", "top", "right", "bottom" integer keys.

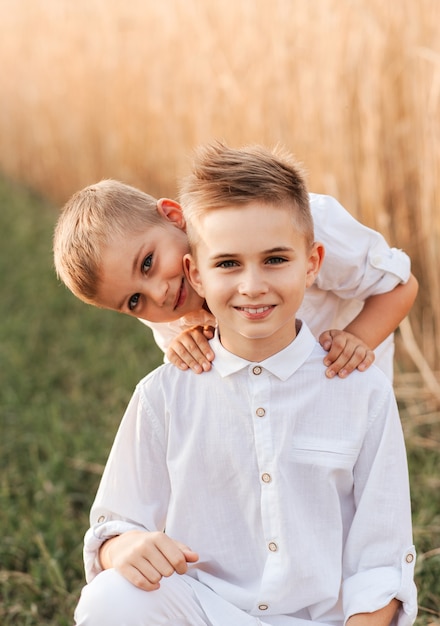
[{"left": 211, "top": 321, "right": 317, "bottom": 381}]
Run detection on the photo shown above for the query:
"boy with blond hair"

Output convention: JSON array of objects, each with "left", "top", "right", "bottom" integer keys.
[
  {"left": 74, "top": 142, "right": 417, "bottom": 626},
  {"left": 53, "top": 178, "right": 418, "bottom": 381}
]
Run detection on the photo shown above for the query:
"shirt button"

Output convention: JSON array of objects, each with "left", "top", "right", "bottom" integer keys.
[
  {"left": 268, "top": 541, "right": 278, "bottom": 552},
  {"left": 262, "top": 473, "right": 272, "bottom": 483},
  {"left": 256, "top": 407, "right": 266, "bottom": 417},
  {"left": 97, "top": 515, "right": 106, "bottom": 523},
  {"left": 405, "top": 553, "right": 414, "bottom": 564},
  {"left": 252, "top": 366, "right": 262, "bottom": 375},
  {"left": 258, "top": 604, "right": 269, "bottom": 611}
]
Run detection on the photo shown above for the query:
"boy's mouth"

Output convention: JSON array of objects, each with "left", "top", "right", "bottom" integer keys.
[
  {"left": 235, "top": 305, "right": 274, "bottom": 319},
  {"left": 174, "top": 278, "right": 186, "bottom": 310}
]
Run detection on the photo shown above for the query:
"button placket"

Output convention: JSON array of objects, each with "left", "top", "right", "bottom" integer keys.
[{"left": 249, "top": 364, "right": 280, "bottom": 584}]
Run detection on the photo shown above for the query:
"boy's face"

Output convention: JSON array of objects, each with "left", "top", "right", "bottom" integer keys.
[
  {"left": 96, "top": 200, "right": 204, "bottom": 322},
  {"left": 186, "top": 201, "right": 323, "bottom": 361}
]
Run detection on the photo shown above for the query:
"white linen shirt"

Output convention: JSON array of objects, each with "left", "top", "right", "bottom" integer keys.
[
  {"left": 140, "top": 194, "right": 411, "bottom": 379},
  {"left": 84, "top": 323, "right": 417, "bottom": 626}
]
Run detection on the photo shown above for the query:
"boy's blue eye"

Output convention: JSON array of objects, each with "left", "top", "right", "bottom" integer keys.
[
  {"left": 217, "top": 260, "right": 237, "bottom": 268},
  {"left": 142, "top": 254, "right": 153, "bottom": 272},
  {"left": 128, "top": 293, "right": 140, "bottom": 311}
]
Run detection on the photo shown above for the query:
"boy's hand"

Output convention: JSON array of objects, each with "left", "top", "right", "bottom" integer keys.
[
  {"left": 99, "top": 530, "right": 199, "bottom": 591},
  {"left": 167, "top": 325, "right": 215, "bottom": 374},
  {"left": 319, "top": 329, "right": 375, "bottom": 378}
]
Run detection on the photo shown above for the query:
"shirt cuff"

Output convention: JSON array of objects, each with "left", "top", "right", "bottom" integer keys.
[
  {"left": 343, "top": 546, "right": 417, "bottom": 625},
  {"left": 83, "top": 519, "right": 145, "bottom": 583},
  {"left": 368, "top": 246, "right": 411, "bottom": 289}
]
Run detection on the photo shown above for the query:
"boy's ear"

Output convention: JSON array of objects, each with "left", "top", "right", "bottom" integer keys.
[
  {"left": 305, "top": 242, "right": 325, "bottom": 288},
  {"left": 183, "top": 253, "right": 205, "bottom": 298},
  {"left": 156, "top": 198, "right": 186, "bottom": 230}
]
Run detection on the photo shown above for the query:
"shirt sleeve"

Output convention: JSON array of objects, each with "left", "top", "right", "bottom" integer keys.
[
  {"left": 309, "top": 194, "right": 411, "bottom": 300},
  {"left": 138, "top": 312, "right": 216, "bottom": 358},
  {"left": 341, "top": 383, "right": 417, "bottom": 624},
  {"left": 137, "top": 319, "right": 181, "bottom": 359},
  {"left": 83, "top": 519, "right": 146, "bottom": 582},
  {"left": 82, "top": 383, "right": 171, "bottom": 582}
]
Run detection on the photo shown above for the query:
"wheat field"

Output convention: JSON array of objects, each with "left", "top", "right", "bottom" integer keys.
[{"left": 0, "top": 0, "right": 439, "bottom": 370}]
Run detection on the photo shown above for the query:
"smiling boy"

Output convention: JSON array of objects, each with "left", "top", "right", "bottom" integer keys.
[
  {"left": 74, "top": 143, "right": 417, "bottom": 626},
  {"left": 54, "top": 178, "right": 418, "bottom": 379}
]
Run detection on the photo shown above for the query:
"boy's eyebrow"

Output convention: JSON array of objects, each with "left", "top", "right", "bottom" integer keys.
[
  {"left": 210, "top": 246, "right": 294, "bottom": 260},
  {"left": 132, "top": 248, "right": 142, "bottom": 277}
]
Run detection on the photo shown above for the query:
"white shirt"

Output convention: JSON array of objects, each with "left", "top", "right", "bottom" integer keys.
[
  {"left": 141, "top": 194, "right": 411, "bottom": 380},
  {"left": 84, "top": 323, "right": 417, "bottom": 626}
]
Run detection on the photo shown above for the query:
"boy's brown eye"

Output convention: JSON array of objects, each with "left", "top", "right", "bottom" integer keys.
[{"left": 128, "top": 293, "right": 140, "bottom": 311}]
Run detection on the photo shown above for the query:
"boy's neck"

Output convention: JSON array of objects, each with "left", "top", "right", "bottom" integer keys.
[{"left": 218, "top": 319, "right": 300, "bottom": 363}]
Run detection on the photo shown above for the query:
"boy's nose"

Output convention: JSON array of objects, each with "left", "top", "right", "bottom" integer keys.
[
  {"left": 238, "top": 268, "right": 268, "bottom": 296},
  {"left": 149, "top": 279, "right": 169, "bottom": 307}
]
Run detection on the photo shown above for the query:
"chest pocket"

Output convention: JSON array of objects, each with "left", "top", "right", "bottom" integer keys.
[{"left": 290, "top": 437, "right": 359, "bottom": 470}]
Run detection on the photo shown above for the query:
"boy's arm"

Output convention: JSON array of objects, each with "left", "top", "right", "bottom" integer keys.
[
  {"left": 320, "top": 273, "right": 418, "bottom": 378},
  {"left": 343, "top": 273, "right": 418, "bottom": 351},
  {"left": 99, "top": 530, "right": 199, "bottom": 591},
  {"left": 342, "top": 381, "right": 417, "bottom": 623},
  {"left": 346, "top": 599, "right": 400, "bottom": 626}
]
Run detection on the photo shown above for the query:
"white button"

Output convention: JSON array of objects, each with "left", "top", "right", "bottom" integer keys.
[
  {"left": 405, "top": 553, "right": 414, "bottom": 564},
  {"left": 258, "top": 604, "right": 269, "bottom": 611},
  {"left": 256, "top": 407, "right": 266, "bottom": 417},
  {"left": 268, "top": 541, "right": 278, "bottom": 552},
  {"left": 262, "top": 473, "right": 272, "bottom": 483},
  {"left": 252, "top": 366, "right": 262, "bottom": 375},
  {"left": 372, "top": 255, "right": 382, "bottom": 266}
]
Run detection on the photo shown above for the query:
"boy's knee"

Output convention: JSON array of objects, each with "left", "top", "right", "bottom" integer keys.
[
  {"left": 74, "top": 569, "right": 211, "bottom": 626},
  {"left": 74, "top": 569, "right": 146, "bottom": 626}
]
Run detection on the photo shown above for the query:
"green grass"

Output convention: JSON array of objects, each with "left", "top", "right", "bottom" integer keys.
[
  {"left": 0, "top": 177, "right": 439, "bottom": 624},
  {"left": 0, "top": 177, "right": 162, "bottom": 624}
]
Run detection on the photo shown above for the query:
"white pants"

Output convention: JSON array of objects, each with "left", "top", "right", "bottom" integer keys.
[
  {"left": 74, "top": 569, "right": 334, "bottom": 626},
  {"left": 74, "top": 570, "right": 212, "bottom": 626}
]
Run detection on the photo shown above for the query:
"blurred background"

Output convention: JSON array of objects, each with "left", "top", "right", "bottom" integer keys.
[
  {"left": 0, "top": 1, "right": 439, "bottom": 624},
  {"left": 1, "top": 0, "right": 439, "bottom": 368}
]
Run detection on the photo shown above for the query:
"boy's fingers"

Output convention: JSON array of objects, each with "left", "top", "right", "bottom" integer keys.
[
  {"left": 202, "top": 325, "right": 215, "bottom": 344},
  {"left": 318, "top": 330, "right": 333, "bottom": 352},
  {"left": 123, "top": 537, "right": 198, "bottom": 591},
  {"left": 143, "top": 546, "right": 188, "bottom": 578},
  {"left": 322, "top": 333, "right": 350, "bottom": 365},
  {"left": 175, "top": 344, "right": 210, "bottom": 373},
  {"left": 175, "top": 541, "right": 199, "bottom": 563},
  {"left": 118, "top": 563, "right": 161, "bottom": 591},
  {"left": 355, "top": 349, "right": 375, "bottom": 372},
  {"left": 167, "top": 329, "right": 214, "bottom": 373},
  {"left": 167, "top": 348, "right": 191, "bottom": 371},
  {"left": 325, "top": 346, "right": 375, "bottom": 378}
]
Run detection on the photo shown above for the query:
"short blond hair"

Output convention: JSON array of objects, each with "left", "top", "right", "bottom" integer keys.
[
  {"left": 53, "top": 179, "right": 162, "bottom": 304},
  {"left": 179, "top": 141, "right": 313, "bottom": 248}
]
